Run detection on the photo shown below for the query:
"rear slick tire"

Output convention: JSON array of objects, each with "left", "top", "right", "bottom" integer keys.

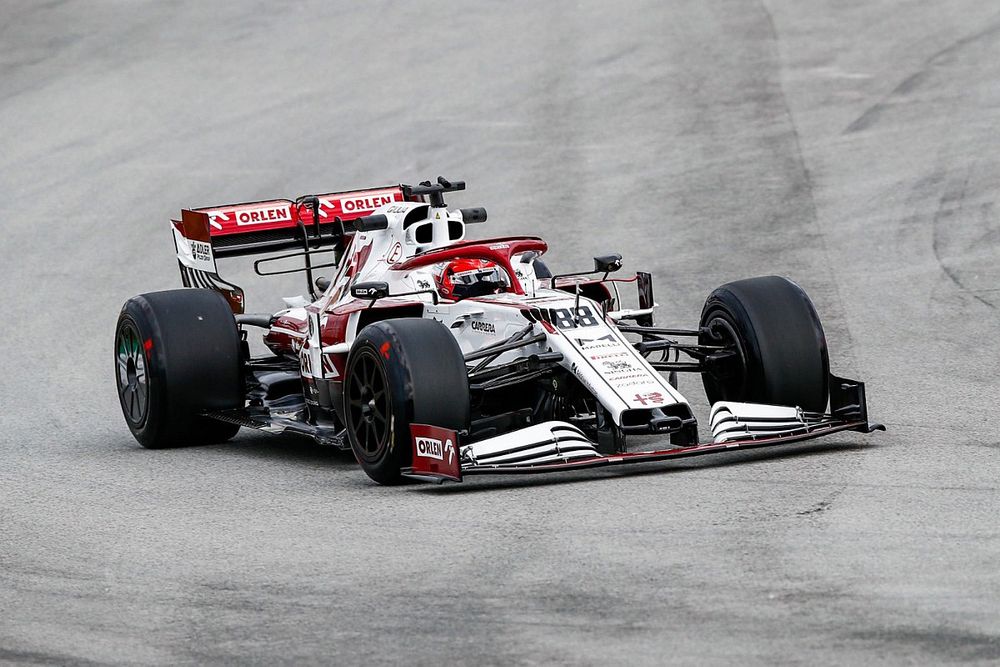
[
  {"left": 115, "top": 289, "right": 243, "bottom": 448},
  {"left": 699, "top": 276, "right": 830, "bottom": 413}
]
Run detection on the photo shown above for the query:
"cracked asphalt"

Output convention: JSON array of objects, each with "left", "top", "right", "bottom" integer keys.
[{"left": 2, "top": 1, "right": 999, "bottom": 664}]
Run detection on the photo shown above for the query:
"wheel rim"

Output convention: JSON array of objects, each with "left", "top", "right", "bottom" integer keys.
[
  {"left": 705, "top": 313, "right": 748, "bottom": 400},
  {"left": 346, "top": 349, "right": 391, "bottom": 462},
  {"left": 116, "top": 322, "right": 149, "bottom": 426}
]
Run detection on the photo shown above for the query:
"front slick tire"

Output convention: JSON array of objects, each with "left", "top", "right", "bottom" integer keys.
[
  {"left": 115, "top": 289, "right": 243, "bottom": 449},
  {"left": 344, "top": 318, "right": 470, "bottom": 485},
  {"left": 699, "top": 276, "right": 830, "bottom": 413}
]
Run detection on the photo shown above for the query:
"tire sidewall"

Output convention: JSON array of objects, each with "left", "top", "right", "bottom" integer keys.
[
  {"left": 116, "top": 302, "right": 172, "bottom": 448},
  {"left": 344, "top": 337, "right": 409, "bottom": 480}
]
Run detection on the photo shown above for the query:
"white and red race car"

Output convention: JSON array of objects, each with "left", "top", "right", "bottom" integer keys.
[{"left": 114, "top": 177, "right": 882, "bottom": 484}]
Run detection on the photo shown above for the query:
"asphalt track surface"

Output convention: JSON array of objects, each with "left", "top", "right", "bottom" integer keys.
[{"left": 2, "top": 1, "right": 1000, "bottom": 664}]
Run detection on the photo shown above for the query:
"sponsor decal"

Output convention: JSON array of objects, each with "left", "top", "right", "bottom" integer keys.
[
  {"left": 386, "top": 242, "right": 402, "bottom": 264},
  {"left": 596, "top": 358, "right": 654, "bottom": 386},
  {"left": 615, "top": 375, "right": 661, "bottom": 387},
  {"left": 569, "top": 362, "right": 601, "bottom": 397},
  {"left": 488, "top": 242, "right": 510, "bottom": 250},
  {"left": 207, "top": 211, "right": 229, "bottom": 230},
  {"left": 416, "top": 279, "right": 432, "bottom": 290},
  {"left": 235, "top": 204, "right": 292, "bottom": 226},
  {"left": 415, "top": 437, "right": 443, "bottom": 460},
  {"left": 612, "top": 375, "right": 663, "bottom": 390},
  {"left": 571, "top": 334, "right": 671, "bottom": 401},
  {"left": 173, "top": 226, "right": 217, "bottom": 273},
  {"left": 574, "top": 333, "right": 619, "bottom": 350},
  {"left": 589, "top": 350, "right": 631, "bottom": 361},
  {"left": 347, "top": 241, "right": 374, "bottom": 279},
  {"left": 601, "top": 359, "right": 634, "bottom": 373},
  {"left": 341, "top": 193, "right": 395, "bottom": 213},
  {"left": 385, "top": 204, "right": 409, "bottom": 214},
  {"left": 317, "top": 190, "right": 402, "bottom": 218},
  {"left": 320, "top": 355, "right": 340, "bottom": 378},
  {"left": 452, "top": 268, "right": 482, "bottom": 281},
  {"left": 470, "top": 320, "right": 496, "bottom": 335},
  {"left": 191, "top": 240, "right": 212, "bottom": 264},
  {"left": 633, "top": 392, "right": 665, "bottom": 406},
  {"left": 303, "top": 378, "right": 319, "bottom": 402},
  {"left": 415, "top": 437, "right": 456, "bottom": 464}
]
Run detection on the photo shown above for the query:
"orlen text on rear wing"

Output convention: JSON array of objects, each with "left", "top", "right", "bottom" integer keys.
[{"left": 171, "top": 185, "right": 417, "bottom": 313}]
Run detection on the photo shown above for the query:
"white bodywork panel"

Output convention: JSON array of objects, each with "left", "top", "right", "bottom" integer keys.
[
  {"left": 172, "top": 225, "right": 217, "bottom": 273},
  {"left": 461, "top": 421, "right": 599, "bottom": 467},
  {"left": 710, "top": 401, "right": 818, "bottom": 443}
]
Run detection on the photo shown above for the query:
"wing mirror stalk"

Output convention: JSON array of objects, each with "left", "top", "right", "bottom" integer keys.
[
  {"left": 550, "top": 253, "right": 624, "bottom": 288},
  {"left": 350, "top": 281, "right": 439, "bottom": 307}
]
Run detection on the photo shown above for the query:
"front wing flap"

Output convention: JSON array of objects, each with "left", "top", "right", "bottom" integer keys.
[{"left": 459, "top": 419, "right": 881, "bottom": 477}]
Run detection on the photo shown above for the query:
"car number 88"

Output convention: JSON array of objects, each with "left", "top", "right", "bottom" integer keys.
[{"left": 547, "top": 305, "right": 599, "bottom": 329}]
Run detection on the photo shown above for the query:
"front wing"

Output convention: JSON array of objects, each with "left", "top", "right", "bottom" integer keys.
[
  {"left": 402, "top": 375, "right": 884, "bottom": 483},
  {"left": 404, "top": 419, "right": 881, "bottom": 482}
]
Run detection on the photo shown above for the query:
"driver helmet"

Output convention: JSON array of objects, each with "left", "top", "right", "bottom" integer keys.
[{"left": 436, "top": 258, "right": 508, "bottom": 299}]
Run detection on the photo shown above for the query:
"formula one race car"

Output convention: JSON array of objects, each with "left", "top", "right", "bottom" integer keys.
[{"left": 115, "top": 177, "right": 882, "bottom": 484}]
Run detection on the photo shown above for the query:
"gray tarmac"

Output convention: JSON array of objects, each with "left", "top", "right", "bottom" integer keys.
[{"left": 2, "top": 1, "right": 999, "bottom": 664}]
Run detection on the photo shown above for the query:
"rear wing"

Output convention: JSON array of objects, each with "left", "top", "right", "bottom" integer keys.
[{"left": 171, "top": 184, "right": 419, "bottom": 313}]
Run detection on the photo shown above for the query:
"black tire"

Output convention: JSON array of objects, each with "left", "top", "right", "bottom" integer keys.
[
  {"left": 344, "top": 318, "right": 470, "bottom": 485},
  {"left": 699, "top": 276, "right": 830, "bottom": 412},
  {"left": 115, "top": 289, "right": 243, "bottom": 448}
]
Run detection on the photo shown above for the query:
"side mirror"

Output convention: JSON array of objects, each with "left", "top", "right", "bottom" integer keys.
[
  {"left": 351, "top": 281, "right": 390, "bottom": 300},
  {"left": 594, "top": 254, "right": 623, "bottom": 274},
  {"left": 353, "top": 214, "right": 389, "bottom": 232},
  {"left": 459, "top": 207, "right": 488, "bottom": 224}
]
